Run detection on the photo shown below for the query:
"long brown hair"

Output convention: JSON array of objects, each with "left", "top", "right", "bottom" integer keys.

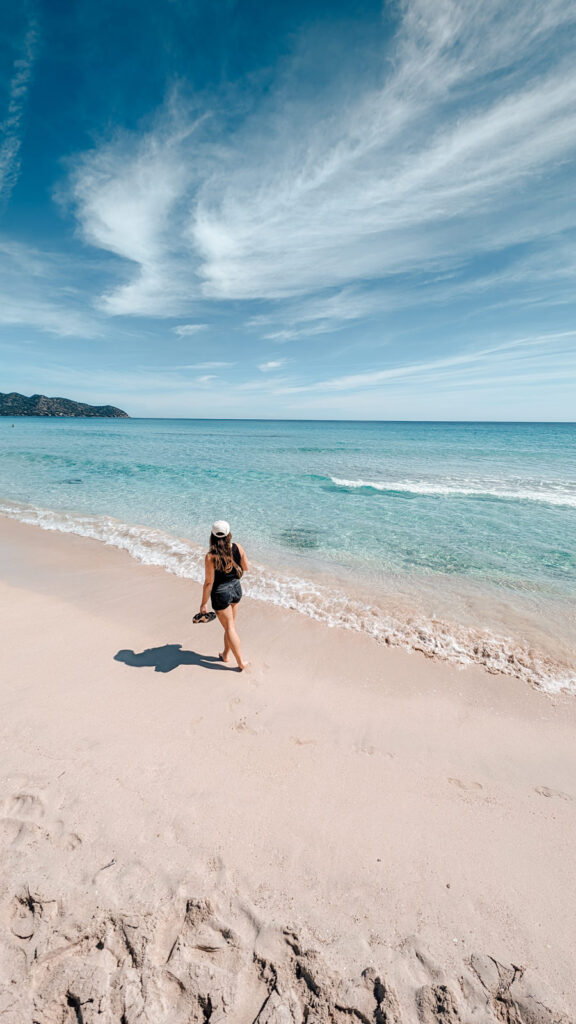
[{"left": 209, "top": 532, "right": 243, "bottom": 578}]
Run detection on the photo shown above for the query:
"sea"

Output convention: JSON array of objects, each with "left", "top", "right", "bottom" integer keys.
[{"left": 1, "top": 417, "right": 575, "bottom": 693}]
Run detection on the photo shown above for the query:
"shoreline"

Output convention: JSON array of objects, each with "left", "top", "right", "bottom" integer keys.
[
  {"left": 1, "top": 498, "right": 574, "bottom": 695},
  {"left": 0, "top": 516, "right": 575, "bottom": 1020}
]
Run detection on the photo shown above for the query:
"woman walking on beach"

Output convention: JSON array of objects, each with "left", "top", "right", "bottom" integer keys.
[{"left": 198, "top": 520, "right": 249, "bottom": 671}]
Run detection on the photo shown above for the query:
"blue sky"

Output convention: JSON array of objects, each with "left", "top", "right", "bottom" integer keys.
[{"left": 1, "top": 0, "right": 575, "bottom": 419}]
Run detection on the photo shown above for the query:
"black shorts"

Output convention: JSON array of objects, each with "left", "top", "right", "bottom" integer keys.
[{"left": 211, "top": 579, "right": 242, "bottom": 612}]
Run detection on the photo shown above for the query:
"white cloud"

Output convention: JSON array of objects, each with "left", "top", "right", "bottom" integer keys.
[
  {"left": 172, "top": 323, "right": 208, "bottom": 336},
  {"left": 66, "top": 0, "right": 576, "bottom": 333},
  {"left": 0, "top": 9, "right": 38, "bottom": 205},
  {"left": 192, "top": 65, "right": 576, "bottom": 303},
  {"left": 258, "top": 359, "right": 286, "bottom": 371},
  {"left": 66, "top": 109, "right": 207, "bottom": 316}
]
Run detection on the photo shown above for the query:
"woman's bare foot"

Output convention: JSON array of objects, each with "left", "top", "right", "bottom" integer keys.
[
  {"left": 219, "top": 651, "right": 230, "bottom": 663},
  {"left": 237, "top": 661, "right": 249, "bottom": 672}
]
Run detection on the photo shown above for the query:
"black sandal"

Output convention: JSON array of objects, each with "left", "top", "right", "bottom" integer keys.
[{"left": 193, "top": 611, "right": 216, "bottom": 624}]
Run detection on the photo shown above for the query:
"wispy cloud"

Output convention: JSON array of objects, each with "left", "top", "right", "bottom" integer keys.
[
  {"left": 0, "top": 293, "right": 100, "bottom": 337},
  {"left": 0, "top": 360, "right": 224, "bottom": 398},
  {"left": 67, "top": 0, "right": 576, "bottom": 333},
  {"left": 173, "top": 323, "right": 208, "bottom": 336},
  {"left": 0, "top": 239, "right": 102, "bottom": 337},
  {"left": 272, "top": 331, "right": 576, "bottom": 395},
  {"left": 251, "top": 237, "right": 576, "bottom": 340},
  {"left": 0, "top": 6, "right": 39, "bottom": 206},
  {"left": 248, "top": 289, "right": 391, "bottom": 341},
  {"left": 6, "top": 329, "right": 573, "bottom": 420},
  {"left": 177, "top": 361, "right": 234, "bottom": 369}
]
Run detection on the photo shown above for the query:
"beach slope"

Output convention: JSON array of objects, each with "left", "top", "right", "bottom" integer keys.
[{"left": 0, "top": 517, "right": 574, "bottom": 1023}]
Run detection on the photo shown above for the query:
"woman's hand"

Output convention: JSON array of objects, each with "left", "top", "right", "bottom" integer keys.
[{"left": 200, "top": 603, "right": 208, "bottom": 615}]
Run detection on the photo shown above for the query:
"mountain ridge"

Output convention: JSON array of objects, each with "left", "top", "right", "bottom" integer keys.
[{"left": 0, "top": 392, "right": 129, "bottom": 418}]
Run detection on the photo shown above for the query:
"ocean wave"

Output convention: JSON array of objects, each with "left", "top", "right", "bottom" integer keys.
[
  {"left": 1, "top": 499, "right": 574, "bottom": 696},
  {"left": 330, "top": 477, "right": 576, "bottom": 507}
]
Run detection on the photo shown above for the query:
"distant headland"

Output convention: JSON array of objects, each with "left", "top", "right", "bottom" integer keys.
[{"left": 0, "top": 392, "right": 129, "bottom": 418}]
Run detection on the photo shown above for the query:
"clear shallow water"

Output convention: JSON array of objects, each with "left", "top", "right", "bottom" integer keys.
[{"left": 1, "top": 418, "right": 575, "bottom": 691}]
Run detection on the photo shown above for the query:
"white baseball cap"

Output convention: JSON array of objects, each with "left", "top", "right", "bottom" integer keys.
[{"left": 211, "top": 520, "right": 230, "bottom": 537}]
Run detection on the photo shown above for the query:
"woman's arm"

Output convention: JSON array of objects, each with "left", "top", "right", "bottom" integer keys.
[
  {"left": 237, "top": 543, "right": 249, "bottom": 572},
  {"left": 200, "top": 553, "right": 215, "bottom": 614}
]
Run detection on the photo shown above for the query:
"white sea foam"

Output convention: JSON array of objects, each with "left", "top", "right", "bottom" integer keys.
[
  {"left": 1, "top": 499, "right": 574, "bottom": 696},
  {"left": 330, "top": 477, "right": 576, "bottom": 507}
]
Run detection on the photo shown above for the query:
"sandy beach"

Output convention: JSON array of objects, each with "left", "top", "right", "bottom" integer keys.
[{"left": 1, "top": 516, "right": 575, "bottom": 1023}]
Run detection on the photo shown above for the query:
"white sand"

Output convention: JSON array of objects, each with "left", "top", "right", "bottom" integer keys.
[{"left": 0, "top": 517, "right": 575, "bottom": 1023}]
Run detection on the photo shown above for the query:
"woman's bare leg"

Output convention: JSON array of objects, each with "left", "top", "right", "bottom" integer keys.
[
  {"left": 219, "top": 602, "right": 239, "bottom": 662},
  {"left": 216, "top": 606, "right": 247, "bottom": 670},
  {"left": 217, "top": 603, "right": 240, "bottom": 664},
  {"left": 219, "top": 629, "right": 232, "bottom": 662}
]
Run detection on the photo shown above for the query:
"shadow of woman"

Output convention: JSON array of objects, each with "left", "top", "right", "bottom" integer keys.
[{"left": 114, "top": 644, "right": 229, "bottom": 674}]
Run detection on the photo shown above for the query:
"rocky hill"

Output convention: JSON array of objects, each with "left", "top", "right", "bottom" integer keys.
[{"left": 0, "top": 392, "right": 129, "bottom": 418}]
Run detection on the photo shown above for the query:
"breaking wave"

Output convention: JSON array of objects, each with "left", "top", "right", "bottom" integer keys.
[
  {"left": 1, "top": 499, "right": 574, "bottom": 696},
  {"left": 330, "top": 477, "right": 576, "bottom": 507}
]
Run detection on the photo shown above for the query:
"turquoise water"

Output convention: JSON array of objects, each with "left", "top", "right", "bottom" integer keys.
[{"left": 1, "top": 418, "right": 575, "bottom": 690}]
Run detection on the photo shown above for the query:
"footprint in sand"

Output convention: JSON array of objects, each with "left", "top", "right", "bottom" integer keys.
[
  {"left": 0, "top": 819, "right": 47, "bottom": 848},
  {"left": 0, "top": 791, "right": 49, "bottom": 848},
  {"left": 290, "top": 737, "right": 317, "bottom": 747},
  {"left": 448, "top": 777, "right": 483, "bottom": 792},
  {"left": 447, "top": 777, "right": 501, "bottom": 808},
  {"left": 53, "top": 820, "right": 83, "bottom": 851},
  {"left": 10, "top": 893, "right": 38, "bottom": 940},
  {"left": 232, "top": 717, "right": 258, "bottom": 735},
  {"left": 357, "top": 743, "right": 376, "bottom": 756},
  {"left": 63, "top": 832, "right": 82, "bottom": 851},
  {"left": 185, "top": 716, "right": 204, "bottom": 736},
  {"left": 352, "top": 740, "right": 395, "bottom": 758},
  {"left": 1, "top": 792, "right": 45, "bottom": 819},
  {"left": 0, "top": 791, "right": 82, "bottom": 853},
  {"left": 535, "top": 786, "right": 573, "bottom": 802},
  {"left": 8, "top": 890, "right": 59, "bottom": 942}
]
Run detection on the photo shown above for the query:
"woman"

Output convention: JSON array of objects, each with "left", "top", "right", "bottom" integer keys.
[{"left": 199, "top": 520, "right": 249, "bottom": 671}]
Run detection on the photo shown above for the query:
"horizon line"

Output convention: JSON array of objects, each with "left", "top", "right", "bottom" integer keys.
[{"left": 3, "top": 416, "right": 575, "bottom": 425}]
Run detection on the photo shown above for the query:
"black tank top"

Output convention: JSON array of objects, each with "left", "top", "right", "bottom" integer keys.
[{"left": 212, "top": 543, "right": 242, "bottom": 587}]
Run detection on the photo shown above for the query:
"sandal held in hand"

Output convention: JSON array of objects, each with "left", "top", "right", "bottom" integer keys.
[{"left": 193, "top": 611, "right": 216, "bottom": 624}]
